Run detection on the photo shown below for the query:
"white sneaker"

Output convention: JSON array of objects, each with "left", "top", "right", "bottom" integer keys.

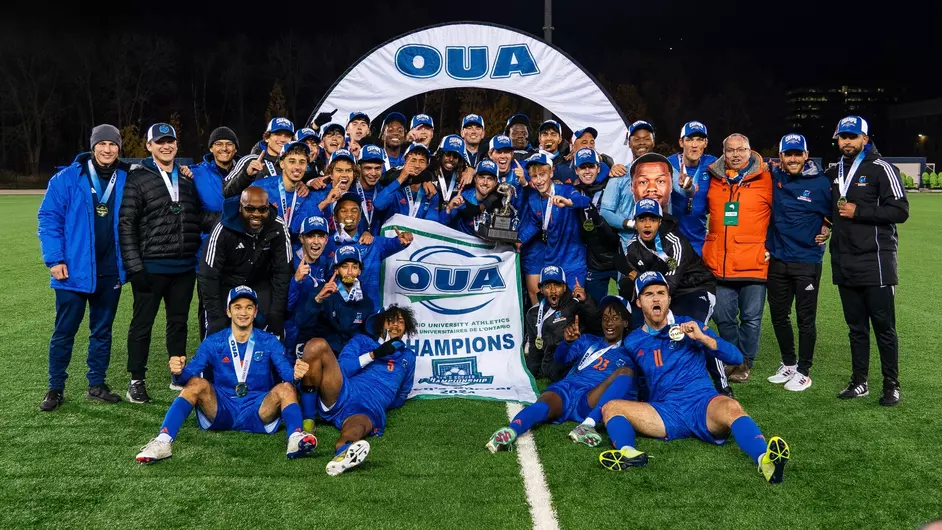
[
  {"left": 169, "top": 383, "right": 183, "bottom": 391},
  {"left": 287, "top": 431, "right": 318, "bottom": 459},
  {"left": 784, "top": 373, "right": 812, "bottom": 392},
  {"left": 767, "top": 363, "right": 798, "bottom": 384},
  {"left": 326, "top": 440, "right": 370, "bottom": 476},
  {"left": 136, "top": 438, "right": 172, "bottom": 464}
]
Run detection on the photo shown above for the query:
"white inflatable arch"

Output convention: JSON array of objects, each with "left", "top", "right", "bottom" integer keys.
[{"left": 311, "top": 22, "right": 632, "bottom": 163}]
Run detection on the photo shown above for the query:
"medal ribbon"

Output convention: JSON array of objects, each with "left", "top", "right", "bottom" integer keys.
[
  {"left": 157, "top": 166, "right": 179, "bottom": 202},
  {"left": 228, "top": 331, "right": 256, "bottom": 386},
  {"left": 577, "top": 340, "right": 622, "bottom": 371},
  {"left": 264, "top": 159, "right": 277, "bottom": 177},
  {"left": 438, "top": 170, "right": 458, "bottom": 203},
  {"left": 542, "top": 183, "right": 556, "bottom": 233},
  {"left": 87, "top": 160, "right": 117, "bottom": 206},
  {"left": 404, "top": 185, "right": 427, "bottom": 218},
  {"left": 356, "top": 180, "right": 376, "bottom": 226},
  {"left": 837, "top": 149, "right": 866, "bottom": 199},
  {"left": 535, "top": 299, "right": 558, "bottom": 342},
  {"left": 278, "top": 179, "right": 299, "bottom": 228}
]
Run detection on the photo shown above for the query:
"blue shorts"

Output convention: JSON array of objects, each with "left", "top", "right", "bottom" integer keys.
[
  {"left": 197, "top": 388, "right": 280, "bottom": 434},
  {"left": 545, "top": 380, "right": 593, "bottom": 424},
  {"left": 650, "top": 392, "right": 726, "bottom": 445},
  {"left": 317, "top": 377, "right": 387, "bottom": 436},
  {"left": 563, "top": 268, "right": 587, "bottom": 290},
  {"left": 521, "top": 241, "right": 546, "bottom": 276}
]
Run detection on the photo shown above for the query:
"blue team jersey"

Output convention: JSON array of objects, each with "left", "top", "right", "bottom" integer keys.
[
  {"left": 373, "top": 180, "right": 443, "bottom": 222},
  {"left": 180, "top": 328, "right": 293, "bottom": 398},
  {"left": 552, "top": 334, "right": 632, "bottom": 388},
  {"left": 254, "top": 175, "right": 319, "bottom": 245},
  {"left": 623, "top": 313, "right": 742, "bottom": 402},
  {"left": 517, "top": 183, "right": 590, "bottom": 275}
]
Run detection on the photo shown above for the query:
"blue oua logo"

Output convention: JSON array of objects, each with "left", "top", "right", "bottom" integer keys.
[
  {"left": 394, "top": 246, "right": 506, "bottom": 315},
  {"left": 395, "top": 44, "right": 540, "bottom": 80}
]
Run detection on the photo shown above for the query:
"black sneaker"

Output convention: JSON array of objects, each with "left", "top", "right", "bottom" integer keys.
[
  {"left": 87, "top": 384, "right": 121, "bottom": 404},
  {"left": 39, "top": 390, "right": 64, "bottom": 412},
  {"left": 837, "top": 381, "right": 869, "bottom": 399},
  {"left": 126, "top": 380, "right": 152, "bottom": 404},
  {"left": 879, "top": 386, "right": 901, "bottom": 407}
]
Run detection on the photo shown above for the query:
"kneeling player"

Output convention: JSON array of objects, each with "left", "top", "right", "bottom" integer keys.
[
  {"left": 486, "top": 296, "right": 636, "bottom": 452},
  {"left": 598, "top": 272, "right": 790, "bottom": 484},
  {"left": 136, "top": 286, "right": 316, "bottom": 463},
  {"left": 298, "top": 305, "right": 417, "bottom": 476}
]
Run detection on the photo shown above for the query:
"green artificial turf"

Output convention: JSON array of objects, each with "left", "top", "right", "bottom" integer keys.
[{"left": 2, "top": 194, "right": 940, "bottom": 529}]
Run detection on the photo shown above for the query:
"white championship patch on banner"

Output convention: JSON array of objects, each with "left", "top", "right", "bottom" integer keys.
[{"left": 380, "top": 214, "right": 538, "bottom": 403}]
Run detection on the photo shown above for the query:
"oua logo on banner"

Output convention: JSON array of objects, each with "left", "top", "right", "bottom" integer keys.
[{"left": 380, "top": 214, "right": 538, "bottom": 403}]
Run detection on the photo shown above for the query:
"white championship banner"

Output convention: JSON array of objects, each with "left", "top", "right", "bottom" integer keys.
[{"left": 380, "top": 214, "right": 538, "bottom": 403}]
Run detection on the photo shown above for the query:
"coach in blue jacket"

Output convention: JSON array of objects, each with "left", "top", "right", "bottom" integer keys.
[
  {"left": 764, "top": 134, "right": 832, "bottom": 392},
  {"left": 37, "top": 125, "right": 128, "bottom": 411}
]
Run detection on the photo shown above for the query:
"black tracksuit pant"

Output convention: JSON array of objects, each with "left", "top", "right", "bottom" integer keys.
[
  {"left": 766, "top": 258, "right": 822, "bottom": 376},
  {"left": 127, "top": 270, "right": 196, "bottom": 380},
  {"left": 837, "top": 284, "right": 899, "bottom": 388}
]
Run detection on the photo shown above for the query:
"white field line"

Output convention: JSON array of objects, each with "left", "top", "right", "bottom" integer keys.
[{"left": 506, "top": 402, "right": 560, "bottom": 530}]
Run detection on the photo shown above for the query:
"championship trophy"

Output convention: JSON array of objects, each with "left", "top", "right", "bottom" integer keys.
[{"left": 475, "top": 183, "right": 520, "bottom": 243}]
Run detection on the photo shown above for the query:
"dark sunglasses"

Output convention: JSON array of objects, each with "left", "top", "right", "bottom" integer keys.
[{"left": 241, "top": 205, "right": 268, "bottom": 214}]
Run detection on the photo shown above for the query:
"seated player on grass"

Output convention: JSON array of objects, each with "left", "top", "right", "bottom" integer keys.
[
  {"left": 297, "top": 305, "right": 417, "bottom": 476},
  {"left": 135, "top": 286, "right": 316, "bottom": 464},
  {"left": 487, "top": 295, "right": 637, "bottom": 452},
  {"left": 597, "top": 272, "right": 790, "bottom": 484}
]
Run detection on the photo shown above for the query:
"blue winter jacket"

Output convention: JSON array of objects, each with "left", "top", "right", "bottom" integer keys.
[
  {"left": 310, "top": 283, "right": 375, "bottom": 354},
  {"left": 192, "top": 153, "right": 236, "bottom": 269},
  {"left": 668, "top": 153, "right": 717, "bottom": 255},
  {"left": 518, "top": 183, "right": 590, "bottom": 274},
  {"left": 38, "top": 152, "right": 128, "bottom": 292},
  {"left": 324, "top": 233, "right": 407, "bottom": 312},
  {"left": 285, "top": 249, "right": 331, "bottom": 353},
  {"left": 766, "top": 161, "right": 832, "bottom": 264}
]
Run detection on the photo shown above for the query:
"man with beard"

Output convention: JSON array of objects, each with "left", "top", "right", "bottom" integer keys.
[
  {"left": 199, "top": 186, "right": 292, "bottom": 339},
  {"left": 571, "top": 148, "right": 620, "bottom": 306},
  {"left": 669, "top": 121, "right": 716, "bottom": 255},
  {"left": 286, "top": 216, "right": 331, "bottom": 360},
  {"left": 597, "top": 272, "right": 790, "bottom": 485},
  {"left": 355, "top": 144, "right": 390, "bottom": 235},
  {"left": 764, "top": 134, "right": 832, "bottom": 393},
  {"left": 442, "top": 160, "right": 504, "bottom": 237},
  {"left": 487, "top": 296, "right": 635, "bottom": 452},
  {"left": 407, "top": 113, "right": 435, "bottom": 148},
  {"left": 487, "top": 134, "right": 526, "bottom": 188},
  {"left": 461, "top": 114, "right": 487, "bottom": 166},
  {"left": 325, "top": 192, "right": 414, "bottom": 313},
  {"left": 601, "top": 120, "right": 655, "bottom": 248},
  {"left": 703, "top": 134, "right": 773, "bottom": 384},
  {"left": 825, "top": 116, "right": 908, "bottom": 405},
  {"left": 524, "top": 266, "right": 600, "bottom": 382},
  {"left": 223, "top": 118, "right": 295, "bottom": 197},
  {"left": 505, "top": 113, "right": 537, "bottom": 161},
  {"left": 298, "top": 304, "right": 418, "bottom": 476},
  {"left": 135, "top": 286, "right": 316, "bottom": 464},
  {"left": 432, "top": 134, "right": 473, "bottom": 206},
  {"left": 374, "top": 143, "right": 443, "bottom": 222},
  {"left": 380, "top": 112, "right": 408, "bottom": 170},
  {"left": 252, "top": 141, "right": 318, "bottom": 249}
]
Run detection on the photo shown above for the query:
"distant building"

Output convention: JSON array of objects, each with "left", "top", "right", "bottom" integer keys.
[
  {"left": 887, "top": 98, "right": 942, "bottom": 165},
  {"left": 785, "top": 86, "right": 897, "bottom": 159}
]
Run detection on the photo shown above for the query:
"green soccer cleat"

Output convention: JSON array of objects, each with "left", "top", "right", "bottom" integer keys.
[
  {"left": 759, "top": 436, "right": 790, "bottom": 484},
  {"left": 326, "top": 440, "right": 370, "bottom": 476},
  {"left": 485, "top": 427, "right": 517, "bottom": 453},
  {"left": 599, "top": 446, "right": 648, "bottom": 471},
  {"left": 568, "top": 424, "right": 602, "bottom": 447}
]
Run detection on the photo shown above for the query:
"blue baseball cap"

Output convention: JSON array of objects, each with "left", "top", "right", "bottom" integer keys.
[
  {"left": 295, "top": 128, "right": 320, "bottom": 142},
  {"left": 404, "top": 142, "right": 431, "bottom": 159},
  {"left": 439, "top": 134, "right": 466, "bottom": 155},
  {"left": 279, "top": 141, "right": 311, "bottom": 158},
  {"left": 321, "top": 122, "right": 345, "bottom": 137},
  {"left": 505, "top": 113, "right": 530, "bottom": 133},
  {"left": 680, "top": 121, "right": 708, "bottom": 138},
  {"left": 267, "top": 117, "right": 295, "bottom": 135},
  {"left": 779, "top": 133, "right": 808, "bottom": 153},
  {"left": 382, "top": 112, "right": 407, "bottom": 130},
  {"left": 488, "top": 135, "right": 512, "bottom": 151},
  {"left": 524, "top": 153, "right": 551, "bottom": 168},
  {"left": 359, "top": 144, "right": 385, "bottom": 164},
  {"left": 227, "top": 285, "right": 259, "bottom": 306},
  {"left": 573, "top": 127, "right": 598, "bottom": 141},
  {"left": 539, "top": 120, "right": 562, "bottom": 134},
  {"left": 833, "top": 115, "right": 870, "bottom": 138},
  {"left": 633, "top": 197, "right": 663, "bottom": 219},
  {"left": 336, "top": 191, "right": 362, "bottom": 208},
  {"left": 574, "top": 148, "right": 599, "bottom": 167},
  {"left": 629, "top": 121, "right": 655, "bottom": 137},
  {"left": 411, "top": 114, "right": 434, "bottom": 129},
  {"left": 147, "top": 123, "right": 177, "bottom": 142},
  {"left": 347, "top": 111, "right": 370, "bottom": 126},
  {"left": 299, "top": 215, "right": 329, "bottom": 235},
  {"left": 539, "top": 265, "right": 566, "bottom": 287},
  {"left": 330, "top": 148, "right": 355, "bottom": 164},
  {"left": 599, "top": 294, "right": 630, "bottom": 312},
  {"left": 476, "top": 159, "right": 498, "bottom": 177},
  {"left": 462, "top": 114, "right": 484, "bottom": 128},
  {"left": 334, "top": 245, "right": 363, "bottom": 267},
  {"left": 634, "top": 271, "right": 669, "bottom": 296}
]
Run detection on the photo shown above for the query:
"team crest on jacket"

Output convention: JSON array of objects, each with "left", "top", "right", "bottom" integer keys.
[
  {"left": 253, "top": 351, "right": 264, "bottom": 362},
  {"left": 858, "top": 176, "right": 868, "bottom": 185},
  {"left": 798, "top": 190, "right": 812, "bottom": 203},
  {"left": 354, "top": 312, "right": 363, "bottom": 324}
]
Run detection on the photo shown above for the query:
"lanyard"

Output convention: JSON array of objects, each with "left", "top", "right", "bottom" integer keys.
[
  {"left": 535, "top": 300, "right": 558, "bottom": 341},
  {"left": 438, "top": 170, "right": 458, "bottom": 203},
  {"left": 638, "top": 234, "right": 670, "bottom": 262},
  {"left": 837, "top": 150, "right": 866, "bottom": 199},
  {"left": 264, "top": 159, "right": 277, "bottom": 177},
  {"left": 356, "top": 181, "right": 376, "bottom": 226},
  {"left": 227, "top": 331, "right": 256, "bottom": 384},
  {"left": 542, "top": 183, "right": 556, "bottom": 233},
  {"left": 87, "top": 160, "right": 117, "bottom": 205},
  {"left": 157, "top": 166, "right": 179, "bottom": 202},
  {"left": 278, "top": 179, "right": 299, "bottom": 228},
  {"left": 404, "top": 185, "right": 426, "bottom": 217},
  {"left": 577, "top": 340, "right": 622, "bottom": 371}
]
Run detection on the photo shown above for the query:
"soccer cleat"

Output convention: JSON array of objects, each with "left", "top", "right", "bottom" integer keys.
[
  {"left": 136, "top": 438, "right": 172, "bottom": 464},
  {"left": 169, "top": 373, "right": 184, "bottom": 392},
  {"left": 485, "top": 427, "right": 517, "bottom": 453},
  {"left": 302, "top": 419, "right": 316, "bottom": 434},
  {"left": 837, "top": 381, "right": 868, "bottom": 400},
  {"left": 126, "top": 380, "right": 152, "bottom": 404},
  {"left": 784, "top": 373, "right": 812, "bottom": 392},
  {"left": 568, "top": 424, "right": 602, "bottom": 447},
  {"left": 287, "top": 431, "right": 318, "bottom": 459},
  {"left": 39, "top": 389, "right": 64, "bottom": 412},
  {"left": 326, "top": 440, "right": 370, "bottom": 476},
  {"left": 759, "top": 436, "right": 790, "bottom": 484},
  {"left": 879, "top": 386, "right": 901, "bottom": 407},
  {"left": 599, "top": 446, "right": 648, "bottom": 471},
  {"left": 87, "top": 384, "right": 121, "bottom": 403},
  {"left": 767, "top": 363, "right": 797, "bottom": 384}
]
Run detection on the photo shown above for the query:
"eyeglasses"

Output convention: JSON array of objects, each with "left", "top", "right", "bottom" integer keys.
[
  {"left": 212, "top": 141, "right": 236, "bottom": 149},
  {"left": 725, "top": 147, "right": 750, "bottom": 155},
  {"left": 241, "top": 205, "right": 267, "bottom": 214}
]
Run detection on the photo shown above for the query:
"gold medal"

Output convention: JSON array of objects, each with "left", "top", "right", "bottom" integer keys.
[
  {"left": 534, "top": 337, "right": 544, "bottom": 350},
  {"left": 668, "top": 325, "right": 684, "bottom": 341},
  {"left": 235, "top": 382, "right": 248, "bottom": 397},
  {"left": 95, "top": 204, "right": 109, "bottom": 217},
  {"left": 666, "top": 257, "right": 678, "bottom": 271},
  {"left": 170, "top": 201, "right": 184, "bottom": 215},
  {"left": 583, "top": 219, "right": 595, "bottom": 231},
  {"left": 837, "top": 197, "right": 847, "bottom": 208}
]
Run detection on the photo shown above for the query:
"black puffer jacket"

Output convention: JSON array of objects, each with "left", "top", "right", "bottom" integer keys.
[
  {"left": 119, "top": 159, "right": 217, "bottom": 275},
  {"left": 575, "top": 178, "right": 619, "bottom": 272}
]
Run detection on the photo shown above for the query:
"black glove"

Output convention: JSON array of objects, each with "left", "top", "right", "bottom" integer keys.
[
  {"left": 208, "top": 317, "right": 229, "bottom": 335},
  {"left": 373, "top": 340, "right": 404, "bottom": 358},
  {"left": 313, "top": 109, "right": 338, "bottom": 128},
  {"left": 129, "top": 271, "right": 152, "bottom": 293},
  {"left": 481, "top": 192, "right": 502, "bottom": 212}
]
